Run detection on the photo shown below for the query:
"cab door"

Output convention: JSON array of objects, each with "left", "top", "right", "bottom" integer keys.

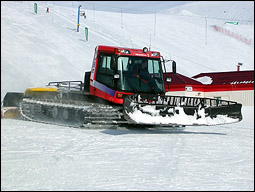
[{"left": 92, "top": 54, "right": 117, "bottom": 101}]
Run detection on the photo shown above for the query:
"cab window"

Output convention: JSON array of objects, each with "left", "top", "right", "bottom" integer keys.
[{"left": 96, "top": 54, "right": 114, "bottom": 88}]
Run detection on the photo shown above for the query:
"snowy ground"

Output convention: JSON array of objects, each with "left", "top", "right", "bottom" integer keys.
[{"left": 1, "top": 106, "right": 254, "bottom": 191}]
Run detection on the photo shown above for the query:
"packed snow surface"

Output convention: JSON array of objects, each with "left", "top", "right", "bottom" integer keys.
[{"left": 1, "top": 106, "right": 254, "bottom": 191}]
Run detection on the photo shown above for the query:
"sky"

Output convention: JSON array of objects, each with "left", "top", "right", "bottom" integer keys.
[{"left": 1, "top": 1, "right": 254, "bottom": 190}]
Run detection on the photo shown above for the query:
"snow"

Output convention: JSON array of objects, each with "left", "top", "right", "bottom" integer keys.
[
  {"left": 1, "top": 1, "right": 254, "bottom": 190},
  {"left": 1, "top": 1, "right": 254, "bottom": 102},
  {"left": 127, "top": 105, "right": 239, "bottom": 125},
  {"left": 195, "top": 76, "right": 213, "bottom": 85},
  {"left": 161, "top": 1, "right": 254, "bottom": 22},
  {"left": 1, "top": 106, "right": 254, "bottom": 191},
  {"left": 231, "top": 80, "right": 255, "bottom": 84}
]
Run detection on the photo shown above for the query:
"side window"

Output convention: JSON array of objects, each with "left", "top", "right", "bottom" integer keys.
[
  {"left": 98, "top": 55, "right": 114, "bottom": 75},
  {"left": 96, "top": 54, "right": 114, "bottom": 88}
]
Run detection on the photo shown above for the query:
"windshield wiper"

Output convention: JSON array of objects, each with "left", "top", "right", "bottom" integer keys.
[
  {"left": 139, "top": 73, "right": 163, "bottom": 94},
  {"left": 138, "top": 68, "right": 142, "bottom": 88},
  {"left": 127, "top": 78, "right": 138, "bottom": 93}
]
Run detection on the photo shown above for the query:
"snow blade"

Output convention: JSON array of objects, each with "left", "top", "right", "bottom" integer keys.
[
  {"left": 123, "top": 94, "right": 242, "bottom": 126},
  {"left": 3, "top": 92, "right": 24, "bottom": 107}
]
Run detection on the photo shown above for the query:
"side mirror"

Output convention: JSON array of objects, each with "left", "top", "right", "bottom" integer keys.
[
  {"left": 114, "top": 74, "right": 120, "bottom": 79},
  {"left": 172, "top": 61, "right": 176, "bottom": 75},
  {"left": 166, "top": 77, "right": 171, "bottom": 83}
]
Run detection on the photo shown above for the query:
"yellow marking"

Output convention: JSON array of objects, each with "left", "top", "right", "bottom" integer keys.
[{"left": 25, "top": 87, "right": 57, "bottom": 96}]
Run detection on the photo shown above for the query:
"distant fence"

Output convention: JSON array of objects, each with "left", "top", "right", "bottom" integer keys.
[{"left": 213, "top": 25, "right": 252, "bottom": 46}]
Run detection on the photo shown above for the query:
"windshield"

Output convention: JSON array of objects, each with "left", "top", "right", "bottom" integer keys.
[{"left": 117, "top": 56, "right": 165, "bottom": 94}]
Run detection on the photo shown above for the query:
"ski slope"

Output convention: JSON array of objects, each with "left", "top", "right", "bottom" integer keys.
[
  {"left": 1, "top": 1, "right": 254, "bottom": 101},
  {"left": 1, "top": 106, "right": 254, "bottom": 191},
  {"left": 1, "top": 1, "right": 254, "bottom": 190}
]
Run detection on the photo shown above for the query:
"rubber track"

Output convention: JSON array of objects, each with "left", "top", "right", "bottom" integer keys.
[{"left": 20, "top": 98, "right": 126, "bottom": 128}]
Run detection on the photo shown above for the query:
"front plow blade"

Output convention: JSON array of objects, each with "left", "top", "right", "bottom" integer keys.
[{"left": 123, "top": 94, "right": 242, "bottom": 126}]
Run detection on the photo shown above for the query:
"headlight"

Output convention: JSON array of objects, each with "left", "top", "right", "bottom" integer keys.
[
  {"left": 120, "top": 49, "right": 130, "bottom": 54},
  {"left": 151, "top": 52, "right": 159, "bottom": 56}
]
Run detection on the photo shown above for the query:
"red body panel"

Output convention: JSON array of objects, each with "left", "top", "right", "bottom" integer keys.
[
  {"left": 165, "top": 84, "right": 254, "bottom": 93},
  {"left": 96, "top": 45, "right": 161, "bottom": 58},
  {"left": 89, "top": 84, "right": 133, "bottom": 104}
]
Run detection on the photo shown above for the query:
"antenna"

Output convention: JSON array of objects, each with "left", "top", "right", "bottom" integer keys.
[
  {"left": 149, "top": 34, "right": 151, "bottom": 51},
  {"left": 121, "top": 8, "right": 123, "bottom": 29}
]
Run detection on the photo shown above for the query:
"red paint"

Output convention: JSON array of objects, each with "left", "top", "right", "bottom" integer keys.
[
  {"left": 164, "top": 70, "right": 254, "bottom": 93},
  {"left": 192, "top": 70, "right": 254, "bottom": 85}
]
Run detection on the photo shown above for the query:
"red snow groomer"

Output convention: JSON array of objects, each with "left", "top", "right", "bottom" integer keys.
[{"left": 3, "top": 45, "right": 242, "bottom": 127}]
